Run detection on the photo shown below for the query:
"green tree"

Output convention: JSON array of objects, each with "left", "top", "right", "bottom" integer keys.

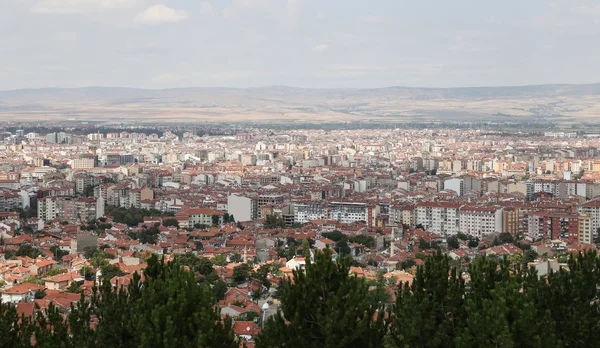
[
  {"left": 528, "top": 251, "right": 600, "bottom": 346},
  {"left": 400, "top": 258, "right": 416, "bottom": 270},
  {"left": 99, "top": 264, "right": 124, "bottom": 283},
  {"left": 84, "top": 246, "right": 98, "bottom": 259},
  {"left": 163, "top": 218, "right": 179, "bottom": 228},
  {"left": 322, "top": 231, "right": 346, "bottom": 242},
  {"left": 16, "top": 245, "right": 41, "bottom": 258},
  {"left": 22, "top": 275, "right": 43, "bottom": 285},
  {"left": 79, "top": 266, "right": 95, "bottom": 280},
  {"left": 49, "top": 245, "right": 69, "bottom": 260},
  {"left": 212, "top": 279, "right": 228, "bottom": 301},
  {"left": 212, "top": 254, "right": 228, "bottom": 266},
  {"left": 34, "top": 289, "right": 46, "bottom": 299},
  {"left": 92, "top": 255, "right": 239, "bottom": 348},
  {"left": 174, "top": 253, "right": 214, "bottom": 275},
  {"left": 447, "top": 236, "right": 460, "bottom": 249},
  {"left": 524, "top": 249, "right": 537, "bottom": 263},
  {"left": 302, "top": 239, "right": 311, "bottom": 259},
  {"left": 230, "top": 253, "right": 243, "bottom": 263},
  {"left": 67, "top": 281, "right": 82, "bottom": 294},
  {"left": 418, "top": 238, "right": 431, "bottom": 250},
  {"left": 44, "top": 267, "right": 66, "bottom": 277},
  {"left": 335, "top": 239, "right": 351, "bottom": 255},
  {"left": 233, "top": 263, "right": 251, "bottom": 283},
  {"left": 497, "top": 232, "right": 514, "bottom": 244},
  {"left": 256, "top": 250, "right": 387, "bottom": 348},
  {"left": 468, "top": 238, "right": 479, "bottom": 248},
  {"left": 349, "top": 235, "right": 375, "bottom": 248},
  {"left": 264, "top": 214, "right": 286, "bottom": 229},
  {"left": 387, "top": 252, "right": 466, "bottom": 347}
]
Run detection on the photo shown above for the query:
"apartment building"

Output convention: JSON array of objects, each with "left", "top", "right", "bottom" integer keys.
[
  {"left": 526, "top": 211, "right": 579, "bottom": 241},
  {"left": 74, "top": 174, "right": 92, "bottom": 194},
  {"left": 459, "top": 206, "right": 503, "bottom": 238},
  {"left": 578, "top": 212, "right": 593, "bottom": 244},
  {"left": 227, "top": 194, "right": 258, "bottom": 222},
  {"left": 129, "top": 188, "right": 154, "bottom": 209},
  {"left": 526, "top": 180, "right": 561, "bottom": 200},
  {"left": 257, "top": 194, "right": 285, "bottom": 219},
  {"left": 502, "top": 207, "right": 524, "bottom": 237},
  {"left": 292, "top": 202, "right": 325, "bottom": 224},
  {"left": 71, "top": 158, "right": 96, "bottom": 169},
  {"left": 38, "top": 196, "right": 103, "bottom": 222},
  {"left": 578, "top": 199, "right": 600, "bottom": 234},
  {"left": 328, "top": 201, "right": 379, "bottom": 226},
  {"left": 443, "top": 178, "right": 464, "bottom": 196},
  {"left": 175, "top": 208, "right": 224, "bottom": 228},
  {"left": 0, "top": 192, "right": 22, "bottom": 212},
  {"left": 414, "top": 202, "right": 461, "bottom": 236}
]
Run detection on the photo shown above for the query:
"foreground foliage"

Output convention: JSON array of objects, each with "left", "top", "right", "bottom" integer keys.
[
  {"left": 2, "top": 250, "right": 600, "bottom": 347},
  {"left": 256, "top": 250, "right": 387, "bottom": 348},
  {"left": 0, "top": 255, "right": 238, "bottom": 348}
]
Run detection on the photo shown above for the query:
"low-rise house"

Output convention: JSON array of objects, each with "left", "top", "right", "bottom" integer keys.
[
  {"left": 29, "top": 259, "right": 57, "bottom": 276},
  {"left": 0, "top": 283, "right": 45, "bottom": 303},
  {"left": 285, "top": 257, "right": 306, "bottom": 271},
  {"left": 43, "top": 272, "right": 81, "bottom": 290}
]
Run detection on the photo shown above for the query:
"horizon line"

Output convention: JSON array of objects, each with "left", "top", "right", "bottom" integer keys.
[{"left": 1, "top": 81, "right": 600, "bottom": 93}]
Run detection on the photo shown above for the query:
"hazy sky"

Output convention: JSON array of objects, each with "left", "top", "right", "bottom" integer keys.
[{"left": 1, "top": 0, "right": 600, "bottom": 89}]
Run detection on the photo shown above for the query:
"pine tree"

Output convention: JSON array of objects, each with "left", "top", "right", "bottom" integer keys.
[
  {"left": 256, "top": 250, "right": 387, "bottom": 348},
  {"left": 527, "top": 250, "right": 600, "bottom": 346},
  {"left": 387, "top": 251, "right": 466, "bottom": 348}
]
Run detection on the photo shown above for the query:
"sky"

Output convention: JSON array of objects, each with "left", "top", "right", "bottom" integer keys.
[{"left": 1, "top": 0, "right": 600, "bottom": 90}]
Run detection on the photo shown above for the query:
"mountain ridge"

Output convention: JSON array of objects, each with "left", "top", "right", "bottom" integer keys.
[{"left": 1, "top": 83, "right": 599, "bottom": 123}]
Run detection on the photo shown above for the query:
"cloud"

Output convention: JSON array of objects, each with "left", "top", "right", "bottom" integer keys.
[
  {"left": 32, "top": 0, "right": 137, "bottom": 14},
  {"left": 325, "top": 64, "right": 388, "bottom": 77},
  {"left": 312, "top": 43, "right": 328, "bottom": 52},
  {"left": 222, "top": 0, "right": 303, "bottom": 25},
  {"left": 134, "top": 4, "right": 188, "bottom": 24},
  {"left": 486, "top": 16, "right": 501, "bottom": 24},
  {"left": 359, "top": 15, "right": 385, "bottom": 24},
  {"left": 571, "top": 5, "right": 600, "bottom": 18},
  {"left": 152, "top": 73, "right": 183, "bottom": 82},
  {"left": 199, "top": 1, "right": 217, "bottom": 16}
]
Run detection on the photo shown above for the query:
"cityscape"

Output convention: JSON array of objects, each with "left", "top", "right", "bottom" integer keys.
[
  {"left": 0, "top": 121, "right": 599, "bottom": 345},
  {"left": 3, "top": 0, "right": 600, "bottom": 347}
]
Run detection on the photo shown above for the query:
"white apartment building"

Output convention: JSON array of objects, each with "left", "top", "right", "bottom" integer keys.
[
  {"left": 459, "top": 206, "right": 504, "bottom": 238},
  {"left": 525, "top": 180, "right": 560, "bottom": 200},
  {"left": 327, "top": 202, "right": 379, "bottom": 226},
  {"left": 38, "top": 197, "right": 60, "bottom": 221},
  {"left": 443, "top": 178, "right": 464, "bottom": 196},
  {"left": 414, "top": 202, "right": 461, "bottom": 236},
  {"left": 293, "top": 202, "right": 325, "bottom": 224},
  {"left": 227, "top": 194, "right": 257, "bottom": 222}
]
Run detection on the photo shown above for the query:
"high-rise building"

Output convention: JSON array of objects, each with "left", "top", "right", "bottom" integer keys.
[
  {"left": 46, "top": 132, "right": 57, "bottom": 144},
  {"left": 227, "top": 194, "right": 257, "bottom": 222}
]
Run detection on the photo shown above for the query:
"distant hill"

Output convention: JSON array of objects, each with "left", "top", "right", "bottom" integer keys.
[{"left": 0, "top": 83, "right": 599, "bottom": 123}]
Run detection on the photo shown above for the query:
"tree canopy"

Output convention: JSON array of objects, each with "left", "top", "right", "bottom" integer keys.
[
  {"left": 3, "top": 248, "right": 600, "bottom": 347},
  {"left": 0, "top": 255, "right": 239, "bottom": 348},
  {"left": 256, "top": 250, "right": 387, "bottom": 348}
]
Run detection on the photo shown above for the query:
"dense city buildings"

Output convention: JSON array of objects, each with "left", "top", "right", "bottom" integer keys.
[{"left": 0, "top": 123, "right": 600, "bottom": 345}]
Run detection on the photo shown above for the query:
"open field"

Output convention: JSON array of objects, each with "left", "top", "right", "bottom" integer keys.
[{"left": 0, "top": 84, "right": 599, "bottom": 123}]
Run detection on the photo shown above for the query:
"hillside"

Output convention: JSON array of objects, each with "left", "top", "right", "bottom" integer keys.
[{"left": 1, "top": 83, "right": 599, "bottom": 123}]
